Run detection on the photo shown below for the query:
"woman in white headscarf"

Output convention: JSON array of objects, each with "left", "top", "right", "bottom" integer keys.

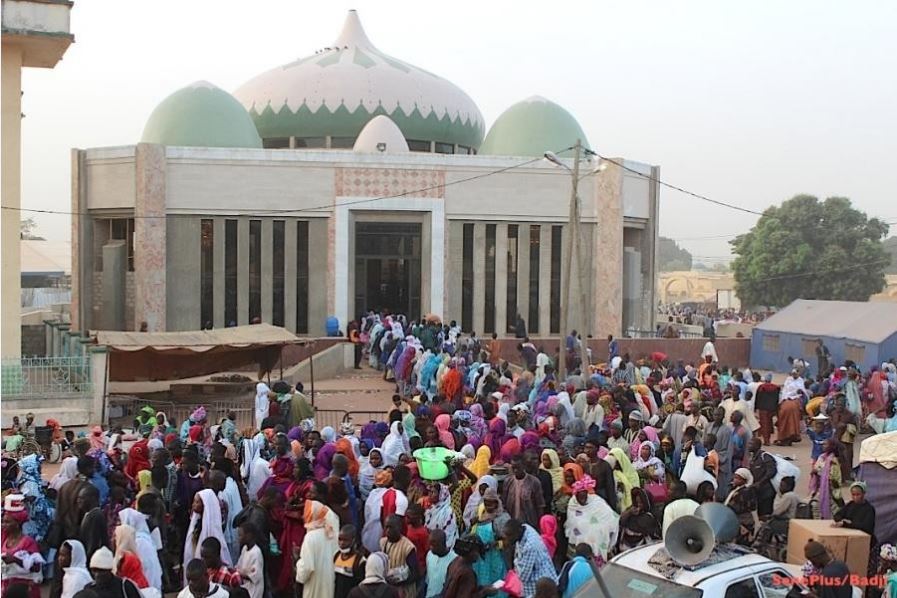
[
  {"left": 241, "top": 436, "right": 270, "bottom": 500},
  {"left": 356, "top": 551, "right": 390, "bottom": 592},
  {"left": 358, "top": 448, "right": 384, "bottom": 501},
  {"left": 296, "top": 500, "right": 340, "bottom": 598},
  {"left": 462, "top": 475, "right": 497, "bottom": 530},
  {"left": 183, "top": 488, "right": 231, "bottom": 579},
  {"left": 255, "top": 381, "right": 271, "bottom": 431},
  {"left": 380, "top": 421, "right": 410, "bottom": 467},
  {"left": 118, "top": 508, "right": 163, "bottom": 590},
  {"left": 50, "top": 456, "right": 78, "bottom": 491},
  {"left": 59, "top": 540, "right": 92, "bottom": 598}
]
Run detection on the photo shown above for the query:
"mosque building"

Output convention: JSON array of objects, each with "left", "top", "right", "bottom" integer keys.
[{"left": 71, "top": 10, "right": 659, "bottom": 338}]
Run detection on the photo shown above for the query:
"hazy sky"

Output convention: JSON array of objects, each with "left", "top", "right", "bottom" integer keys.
[{"left": 19, "top": 0, "right": 897, "bottom": 261}]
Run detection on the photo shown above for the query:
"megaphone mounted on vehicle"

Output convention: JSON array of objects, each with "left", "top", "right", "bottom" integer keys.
[
  {"left": 665, "top": 515, "right": 715, "bottom": 565},
  {"left": 694, "top": 502, "right": 739, "bottom": 544}
]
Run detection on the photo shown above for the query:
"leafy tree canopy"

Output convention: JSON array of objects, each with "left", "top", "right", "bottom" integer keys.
[
  {"left": 730, "top": 195, "right": 888, "bottom": 307},
  {"left": 20, "top": 217, "right": 45, "bottom": 240},
  {"left": 658, "top": 236, "right": 693, "bottom": 272}
]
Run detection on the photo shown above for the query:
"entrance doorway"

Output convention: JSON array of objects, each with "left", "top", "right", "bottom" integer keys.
[{"left": 354, "top": 222, "right": 422, "bottom": 317}]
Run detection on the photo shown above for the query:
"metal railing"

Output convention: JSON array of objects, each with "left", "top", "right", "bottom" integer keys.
[
  {"left": 625, "top": 328, "right": 705, "bottom": 339},
  {"left": 109, "top": 398, "right": 387, "bottom": 435},
  {"left": 1, "top": 356, "right": 92, "bottom": 397}
]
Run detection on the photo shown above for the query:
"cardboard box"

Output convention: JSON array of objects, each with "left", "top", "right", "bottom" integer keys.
[{"left": 787, "top": 519, "right": 870, "bottom": 577}]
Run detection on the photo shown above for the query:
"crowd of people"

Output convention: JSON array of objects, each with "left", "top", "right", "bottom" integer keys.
[{"left": 1, "top": 311, "right": 896, "bottom": 598}]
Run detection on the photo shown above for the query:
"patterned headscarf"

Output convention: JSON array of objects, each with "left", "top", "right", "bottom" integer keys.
[
  {"left": 571, "top": 474, "right": 597, "bottom": 494},
  {"left": 880, "top": 544, "right": 897, "bottom": 562}
]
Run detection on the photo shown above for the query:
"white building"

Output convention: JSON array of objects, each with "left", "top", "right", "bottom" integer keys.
[{"left": 71, "top": 10, "right": 659, "bottom": 338}]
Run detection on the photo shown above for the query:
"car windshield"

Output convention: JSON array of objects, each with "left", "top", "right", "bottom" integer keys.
[{"left": 596, "top": 563, "right": 704, "bottom": 598}]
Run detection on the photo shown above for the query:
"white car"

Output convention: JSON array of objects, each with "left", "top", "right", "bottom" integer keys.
[{"left": 603, "top": 542, "right": 861, "bottom": 598}]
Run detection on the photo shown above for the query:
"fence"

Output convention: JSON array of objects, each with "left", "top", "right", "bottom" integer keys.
[
  {"left": 625, "top": 328, "right": 704, "bottom": 340},
  {"left": 1, "top": 356, "right": 92, "bottom": 397},
  {"left": 109, "top": 397, "right": 386, "bottom": 434}
]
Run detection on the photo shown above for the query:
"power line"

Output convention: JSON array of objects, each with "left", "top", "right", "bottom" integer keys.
[
  {"left": 735, "top": 257, "right": 892, "bottom": 284},
  {"left": 1, "top": 155, "right": 544, "bottom": 220},
  {"left": 584, "top": 150, "right": 764, "bottom": 216}
]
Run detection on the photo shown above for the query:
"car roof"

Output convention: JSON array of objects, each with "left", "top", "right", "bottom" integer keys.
[{"left": 610, "top": 543, "right": 782, "bottom": 587}]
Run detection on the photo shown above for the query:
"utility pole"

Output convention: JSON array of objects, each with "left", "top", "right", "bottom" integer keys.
[{"left": 558, "top": 139, "right": 581, "bottom": 381}]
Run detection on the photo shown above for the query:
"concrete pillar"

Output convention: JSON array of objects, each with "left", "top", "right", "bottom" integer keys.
[
  {"left": 71, "top": 149, "right": 91, "bottom": 332},
  {"left": 77, "top": 337, "right": 92, "bottom": 360},
  {"left": 101, "top": 242, "right": 127, "bottom": 330},
  {"left": 213, "top": 219, "right": 225, "bottom": 329},
  {"left": 539, "top": 225, "right": 551, "bottom": 337},
  {"left": 89, "top": 346, "right": 108, "bottom": 426},
  {"left": 134, "top": 143, "right": 167, "bottom": 332},
  {"left": 622, "top": 247, "right": 642, "bottom": 335},
  {"left": 592, "top": 163, "right": 624, "bottom": 338},
  {"left": 308, "top": 219, "right": 328, "bottom": 335},
  {"left": 261, "top": 219, "right": 273, "bottom": 324},
  {"left": 58, "top": 324, "right": 71, "bottom": 356},
  {"left": 166, "top": 217, "right": 201, "bottom": 331},
  {"left": 642, "top": 165, "right": 660, "bottom": 332},
  {"left": 494, "top": 225, "right": 508, "bottom": 337},
  {"left": 517, "top": 225, "right": 530, "bottom": 333},
  {"left": 1, "top": 46, "right": 23, "bottom": 358},
  {"left": 285, "top": 219, "right": 298, "bottom": 332},
  {"left": 445, "top": 221, "right": 464, "bottom": 324},
  {"left": 237, "top": 218, "right": 249, "bottom": 325},
  {"left": 472, "top": 223, "right": 486, "bottom": 336},
  {"left": 44, "top": 320, "right": 55, "bottom": 357}
]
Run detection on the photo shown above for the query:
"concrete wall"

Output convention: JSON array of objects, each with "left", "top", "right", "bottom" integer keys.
[
  {"left": 21, "top": 324, "right": 46, "bottom": 356},
  {"left": 2, "top": 45, "right": 23, "bottom": 358},
  {"left": 496, "top": 337, "right": 751, "bottom": 369}
]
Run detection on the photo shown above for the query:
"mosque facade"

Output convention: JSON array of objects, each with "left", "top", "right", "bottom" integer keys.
[{"left": 71, "top": 10, "right": 660, "bottom": 338}]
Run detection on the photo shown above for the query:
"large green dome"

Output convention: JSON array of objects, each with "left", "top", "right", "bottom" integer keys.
[
  {"left": 141, "top": 81, "right": 263, "bottom": 148},
  {"left": 232, "top": 11, "right": 484, "bottom": 151},
  {"left": 480, "top": 96, "right": 589, "bottom": 157}
]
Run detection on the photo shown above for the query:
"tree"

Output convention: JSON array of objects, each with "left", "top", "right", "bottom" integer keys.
[
  {"left": 657, "top": 236, "right": 693, "bottom": 271},
  {"left": 20, "top": 217, "right": 45, "bottom": 240},
  {"left": 730, "top": 195, "right": 888, "bottom": 307}
]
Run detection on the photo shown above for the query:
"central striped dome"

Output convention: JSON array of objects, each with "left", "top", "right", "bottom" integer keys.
[{"left": 233, "top": 10, "right": 485, "bottom": 151}]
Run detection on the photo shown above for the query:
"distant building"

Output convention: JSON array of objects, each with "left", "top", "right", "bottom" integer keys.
[
  {"left": 71, "top": 10, "right": 660, "bottom": 338},
  {"left": 750, "top": 299, "right": 897, "bottom": 372}
]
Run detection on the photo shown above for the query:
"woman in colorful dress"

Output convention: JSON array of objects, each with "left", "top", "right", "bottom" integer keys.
[
  {"left": 1, "top": 495, "right": 45, "bottom": 598},
  {"left": 808, "top": 438, "right": 843, "bottom": 519},
  {"left": 423, "top": 483, "right": 458, "bottom": 549},
  {"left": 469, "top": 488, "right": 509, "bottom": 593},
  {"left": 564, "top": 475, "right": 619, "bottom": 567},
  {"left": 277, "top": 457, "right": 315, "bottom": 592}
]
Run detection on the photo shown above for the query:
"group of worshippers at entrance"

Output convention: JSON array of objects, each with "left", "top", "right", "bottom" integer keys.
[{"left": 1, "top": 313, "right": 895, "bottom": 598}]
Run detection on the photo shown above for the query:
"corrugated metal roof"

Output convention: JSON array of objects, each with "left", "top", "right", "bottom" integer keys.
[
  {"left": 20, "top": 240, "right": 71, "bottom": 275},
  {"left": 754, "top": 299, "right": 897, "bottom": 344}
]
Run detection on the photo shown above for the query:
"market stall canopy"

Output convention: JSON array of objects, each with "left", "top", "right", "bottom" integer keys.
[{"left": 94, "top": 324, "right": 302, "bottom": 381}]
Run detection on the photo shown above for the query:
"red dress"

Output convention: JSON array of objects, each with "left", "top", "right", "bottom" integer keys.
[
  {"left": 277, "top": 479, "right": 312, "bottom": 591},
  {"left": 1, "top": 534, "right": 43, "bottom": 598},
  {"left": 404, "top": 523, "right": 430, "bottom": 573}
]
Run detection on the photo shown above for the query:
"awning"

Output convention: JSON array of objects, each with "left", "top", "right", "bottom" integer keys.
[
  {"left": 95, "top": 324, "right": 299, "bottom": 352},
  {"left": 93, "top": 324, "right": 303, "bottom": 382}
]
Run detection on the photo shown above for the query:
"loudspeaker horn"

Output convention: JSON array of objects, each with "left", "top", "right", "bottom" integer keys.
[
  {"left": 665, "top": 515, "right": 715, "bottom": 566},
  {"left": 695, "top": 502, "right": 739, "bottom": 544}
]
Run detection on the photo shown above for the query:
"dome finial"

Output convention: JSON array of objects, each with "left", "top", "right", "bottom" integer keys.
[{"left": 334, "top": 9, "right": 375, "bottom": 50}]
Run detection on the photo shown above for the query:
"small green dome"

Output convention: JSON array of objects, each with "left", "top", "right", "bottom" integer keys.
[
  {"left": 141, "top": 81, "right": 263, "bottom": 148},
  {"left": 480, "top": 96, "right": 589, "bottom": 157}
]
